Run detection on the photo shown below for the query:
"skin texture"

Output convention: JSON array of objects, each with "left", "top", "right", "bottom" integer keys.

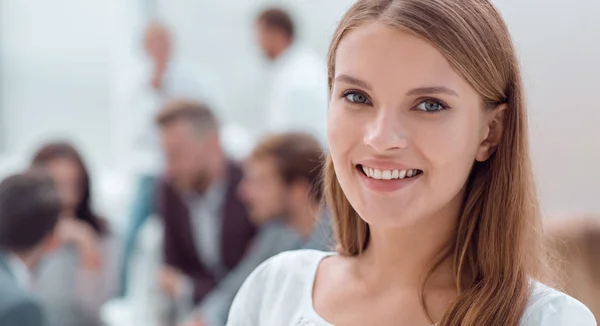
[
  {"left": 44, "top": 158, "right": 81, "bottom": 214},
  {"left": 159, "top": 120, "right": 222, "bottom": 194},
  {"left": 238, "top": 157, "right": 290, "bottom": 225},
  {"left": 313, "top": 22, "right": 504, "bottom": 326},
  {"left": 255, "top": 21, "right": 291, "bottom": 61},
  {"left": 143, "top": 22, "right": 172, "bottom": 90}
]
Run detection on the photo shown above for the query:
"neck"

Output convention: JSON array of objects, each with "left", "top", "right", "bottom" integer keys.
[
  {"left": 358, "top": 200, "right": 462, "bottom": 289},
  {"left": 198, "top": 156, "right": 227, "bottom": 194},
  {"left": 273, "top": 40, "right": 293, "bottom": 60},
  {"left": 288, "top": 200, "right": 319, "bottom": 238},
  {"left": 61, "top": 208, "right": 77, "bottom": 219},
  {"left": 153, "top": 56, "right": 169, "bottom": 72}
]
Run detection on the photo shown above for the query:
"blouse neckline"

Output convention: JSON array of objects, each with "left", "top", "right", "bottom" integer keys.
[{"left": 300, "top": 251, "right": 437, "bottom": 326}]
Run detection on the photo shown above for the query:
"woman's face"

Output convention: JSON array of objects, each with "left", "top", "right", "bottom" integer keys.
[
  {"left": 44, "top": 158, "right": 82, "bottom": 214},
  {"left": 328, "top": 22, "right": 497, "bottom": 228}
]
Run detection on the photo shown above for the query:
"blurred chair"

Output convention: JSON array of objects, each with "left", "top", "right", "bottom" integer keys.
[{"left": 545, "top": 214, "right": 600, "bottom": 320}]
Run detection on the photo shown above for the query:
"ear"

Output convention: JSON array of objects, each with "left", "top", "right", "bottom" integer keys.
[{"left": 476, "top": 104, "right": 507, "bottom": 162}]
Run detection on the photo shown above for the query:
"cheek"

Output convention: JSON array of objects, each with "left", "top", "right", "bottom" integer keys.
[
  {"left": 327, "top": 105, "right": 367, "bottom": 213},
  {"left": 327, "top": 103, "right": 359, "bottom": 171},
  {"left": 416, "top": 113, "right": 483, "bottom": 197}
]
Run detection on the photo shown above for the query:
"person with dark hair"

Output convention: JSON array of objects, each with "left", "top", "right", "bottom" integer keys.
[
  {"left": 117, "top": 20, "right": 226, "bottom": 297},
  {"left": 239, "top": 132, "right": 330, "bottom": 250},
  {"left": 0, "top": 173, "right": 61, "bottom": 326},
  {"left": 29, "top": 142, "right": 120, "bottom": 326},
  {"left": 154, "top": 100, "right": 256, "bottom": 321},
  {"left": 184, "top": 133, "right": 331, "bottom": 326},
  {"left": 254, "top": 7, "right": 328, "bottom": 145}
]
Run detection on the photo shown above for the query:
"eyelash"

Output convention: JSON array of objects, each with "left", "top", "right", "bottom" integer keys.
[
  {"left": 414, "top": 97, "right": 451, "bottom": 113},
  {"left": 340, "top": 90, "right": 451, "bottom": 113},
  {"left": 340, "top": 90, "right": 372, "bottom": 106}
]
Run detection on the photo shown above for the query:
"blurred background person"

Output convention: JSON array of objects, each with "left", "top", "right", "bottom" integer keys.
[
  {"left": 0, "top": 1, "right": 598, "bottom": 325},
  {"left": 185, "top": 132, "right": 331, "bottom": 326},
  {"left": 255, "top": 7, "right": 329, "bottom": 145},
  {"left": 545, "top": 214, "right": 600, "bottom": 321},
  {"left": 30, "top": 143, "right": 120, "bottom": 326},
  {"left": 119, "top": 20, "right": 224, "bottom": 297},
  {"left": 154, "top": 100, "right": 256, "bottom": 323},
  {"left": 239, "top": 132, "right": 331, "bottom": 250},
  {"left": 0, "top": 173, "right": 61, "bottom": 326}
]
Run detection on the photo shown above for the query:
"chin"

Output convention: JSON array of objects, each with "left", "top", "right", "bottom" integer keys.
[
  {"left": 352, "top": 194, "right": 425, "bottom": 229},
  {"left": 359, "top": 207, "right": 423, "bottom": 229}
]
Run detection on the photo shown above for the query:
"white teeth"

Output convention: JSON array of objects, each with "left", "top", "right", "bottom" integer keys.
[
  {"left": 399, "top": 170, "right": 407, "bottom": 179},
  {"left": 373, "top": 169, "right": 382, "bottom": 179},
  {"left": 361, "top": 166, "right": 421, "bottom": 180},
  {"left": 382, "top": 170, "right": 392, "bottom": 180}
]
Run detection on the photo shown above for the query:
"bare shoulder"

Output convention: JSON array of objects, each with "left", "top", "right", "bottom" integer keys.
[{"left": 521, "top": 282, "right": 596, "bottom": 326}]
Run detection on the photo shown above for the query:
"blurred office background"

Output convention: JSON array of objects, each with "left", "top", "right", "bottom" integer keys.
[{"left": 0, "top": 0, "right": 599, "bottom": 325}]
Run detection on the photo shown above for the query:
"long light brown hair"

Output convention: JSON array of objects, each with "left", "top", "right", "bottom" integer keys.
[{"left": 323, "top": 1, "right": 544, "bottom": 325}]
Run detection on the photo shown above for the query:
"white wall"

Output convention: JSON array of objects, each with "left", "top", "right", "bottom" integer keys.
[
  {"left": 0, "top": 0, "right": 598, "bottom": 216},
  {"left": 0, "top": 0, "right": 115, "bottom": 168},
  {"left": 154, "top": 0, "right": 355, "bottom": 128},
  {"left": 496, "top": 0, "right": 600, "bottom": 214}
]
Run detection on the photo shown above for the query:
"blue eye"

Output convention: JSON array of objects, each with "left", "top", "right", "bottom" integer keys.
[
  {"left": 416, "top": 99, "right": 448, "bottom": 112},
  {"left": 343, "top": 91, "right": 371, "bottom": 105}
]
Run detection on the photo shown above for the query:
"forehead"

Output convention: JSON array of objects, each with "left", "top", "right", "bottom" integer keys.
[
  {"left": 246, "top": 156, "right": 278, "bottom": 175},
  {"left": 45, "top": 158, "right": 80, "bottom": 179},
  {"left": 162, "top": 120, "right": 198, "bottom": 140},
  {"left": 334, "top": 22, "right": 473, "bottom": 96}
]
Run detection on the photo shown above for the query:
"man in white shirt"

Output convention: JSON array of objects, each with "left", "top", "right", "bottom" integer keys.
[
  {"left": 255, "top": 8, "right": 329, "bottom": 146},
  {"left": 0, "top": 173, "right": 62, "bottom": 326}
]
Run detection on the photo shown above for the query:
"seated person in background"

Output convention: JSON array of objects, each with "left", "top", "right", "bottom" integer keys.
[
  {"left": 155, "top": 100, "right": 256, "bottom": 308},
  {"left": 545, "top": 214, "right": 600, "bottom": 321},
  {"left": 30, "top": 142, "right": 120, "bottom": 326},
  {"left": 0, "top": 173, "right": 61, "bottom": 326},
  {"left": 186, "top": 132, "right": 332, "bottom": 326}
]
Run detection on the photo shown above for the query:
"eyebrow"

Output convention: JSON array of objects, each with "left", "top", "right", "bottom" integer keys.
[
  {"left": 334, "top": 74, "right": 373, "bottom": 90},
  {"left": 334, "top": 74, "right": 459, "bottom": 97},
  {"left": 407, "top": 86, "right": 459, "bottom": 97}
]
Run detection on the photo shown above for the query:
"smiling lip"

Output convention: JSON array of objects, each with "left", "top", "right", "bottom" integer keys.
[
  {"left": 356, "top": 159, "right": 414, "bottom": 171},
  {"left": 357, "top": 169, "right": 421, "bottom": 192},
  {"left": 355, "top": 159, "right": 422, "bottom": 193}
]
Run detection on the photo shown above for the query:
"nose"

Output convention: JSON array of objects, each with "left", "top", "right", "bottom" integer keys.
[{"left": 363, "top": 107, "right": 408, "bottom": 153}]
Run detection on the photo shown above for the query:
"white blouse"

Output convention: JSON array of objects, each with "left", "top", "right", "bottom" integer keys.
[{"left": 227, "top": 250, "right": 596, "bottom": 326}]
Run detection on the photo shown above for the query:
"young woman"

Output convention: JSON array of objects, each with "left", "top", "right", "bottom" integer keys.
[
  {"left": 30, "top": 142, "right": 120, "bottom": 326},
  {"left": 227, "top": 1, "right": 595, "bottom": 325}
]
